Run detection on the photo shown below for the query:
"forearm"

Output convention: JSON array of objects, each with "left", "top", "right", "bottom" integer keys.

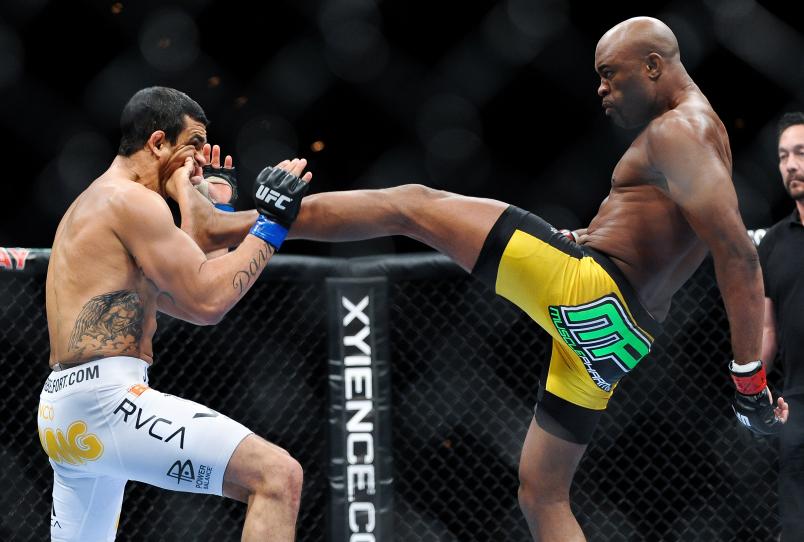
[
  {"left": 176, "top": 185, "right": 258, "bottom": 252},
  {"left": 200, "top": 209, "right": 259, "bottom": 252},
  {"left": 713, "top": 251, "right": 764, "bottom": 363},
  {"left": 288, "top": 188, "right": 405, "bottom": 241},
  {"left": 761, "top": 328, "right": 777, "bottom": 373},
  {"left": 168, "top": 235, "right": 273, "bottom": 324}
]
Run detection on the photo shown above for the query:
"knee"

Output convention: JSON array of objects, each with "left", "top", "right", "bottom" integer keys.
[
  {"left": 518, "top": 469, "right": 569, "bottom": 515},
  {"left": 257, "top": 453, "right": 304, "bottom": 505},
  {"left": 390, "top": 183, "right": 444, "bottom": 206},
  {"left": 385, "top": 183, "right": 445, "bottom": 232}
]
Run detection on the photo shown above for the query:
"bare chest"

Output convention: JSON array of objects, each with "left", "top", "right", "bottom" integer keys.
[{"left": 609, "top": 139, "right": 666, "bottom": 192}]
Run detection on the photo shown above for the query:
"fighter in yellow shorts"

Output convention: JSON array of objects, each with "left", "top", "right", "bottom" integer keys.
[
  {"left": 190, "top": 16, "right": 789, "bottom": 542},
  {"left": 472, "top": 205, "right": 661, "bottom": 443}
]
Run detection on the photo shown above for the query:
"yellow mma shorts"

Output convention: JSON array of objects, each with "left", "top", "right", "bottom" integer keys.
[{"left": 472, "top": 206, "right": 661, "bottom": 443}]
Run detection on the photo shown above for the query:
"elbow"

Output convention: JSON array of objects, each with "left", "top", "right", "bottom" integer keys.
[
  {"left": 714, "top": 241, "right": 760, "bottom": 271},
  {"left": 200, "top": 312, "right": 225, "bottom": 326},
  {"left": 194, "top": 302, "right": 227, "bottom": 326}
]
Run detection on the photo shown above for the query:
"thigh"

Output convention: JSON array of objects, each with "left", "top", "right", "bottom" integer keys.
[
  {"left": 471, "top": 205, "right": 582, "bottom": 294},
  {"left": 406, "top": 188, "right": 508, "bottom": 272},
  {"left": 50, "top": 469, "right": 125, "bottom": 542},
  {"left": 112, "top": 387, "right": 252, "bottom": 496}
]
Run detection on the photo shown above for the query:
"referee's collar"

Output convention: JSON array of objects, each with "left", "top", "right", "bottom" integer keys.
[{"left": 788, "top": 210, "right": 804, "bottom": 226}]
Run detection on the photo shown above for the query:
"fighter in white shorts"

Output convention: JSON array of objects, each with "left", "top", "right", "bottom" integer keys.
[
  {"left": 40, "top": 87, "right": 313, "bottom": 542},
  {"left": 38, "top": 357, "right": 251, "bottom": 540}
]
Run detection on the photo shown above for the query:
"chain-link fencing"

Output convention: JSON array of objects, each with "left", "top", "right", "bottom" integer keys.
[{"left": 0, "top": 251, "right": 779, "bottom": 541}]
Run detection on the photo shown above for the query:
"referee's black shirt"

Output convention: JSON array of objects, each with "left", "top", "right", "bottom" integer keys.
[{"left": 758, "top": 210, "right": 804, "bottom": 397}]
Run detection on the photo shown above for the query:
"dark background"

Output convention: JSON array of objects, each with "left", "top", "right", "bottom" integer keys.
[{"left": 1, "top": 0, "right": 803, "bottom": 253}]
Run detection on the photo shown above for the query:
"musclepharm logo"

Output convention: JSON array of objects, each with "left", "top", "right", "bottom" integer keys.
[
  {"left": 549, "top": 295, "right": 651, "bottom": 391},
  {"left": 39, "top": 421, "right": 104, "bottom": 464},
  {"left": 255, "top": 186, "right": 292, "bottom": 210}
]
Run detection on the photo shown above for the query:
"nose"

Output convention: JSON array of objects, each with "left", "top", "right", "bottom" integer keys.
[{"left": 597, "top": 79, "right": 609, "bottom": 97}]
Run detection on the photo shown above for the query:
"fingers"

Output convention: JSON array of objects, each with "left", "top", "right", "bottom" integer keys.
[
  {"left": 165, "top": 157, "right": 196, "bottom": 200},
  {"left": 776, "top": 396, "right": 790, "bottom": 423},
  {"left": 274, "top": 158, "right": 305, "bottom": 174},
  {"left": 179, "top": 157, "right": 196, "bottom": 182},
  {"left": 273, "top": 158, "right": 312, "bottom": 183},
  {"left": 203, "top": 145, "right": 234, "bottom": 169},
  {"left": 291, "top": 158, "right": 305, "bottom": 176}
]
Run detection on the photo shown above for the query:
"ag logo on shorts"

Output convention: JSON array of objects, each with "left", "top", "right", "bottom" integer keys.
[
  {"left": 38, "top": 421, "right": 104, "bottom": 464},
  {"left": 549, "top": 295, "right": 652, "bottom": 391}
]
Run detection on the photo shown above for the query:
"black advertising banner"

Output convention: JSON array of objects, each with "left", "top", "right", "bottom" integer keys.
[{"left": 326, "top": 277, "right": 394, "bottom": 542}]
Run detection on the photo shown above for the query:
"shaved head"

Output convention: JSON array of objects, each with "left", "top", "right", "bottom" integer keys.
[
  {"left": 597, "top": 17, "right": 680, "bottom": 62},
  {"left": 594, "top": 17, "right": 690, "bottom": 128}
]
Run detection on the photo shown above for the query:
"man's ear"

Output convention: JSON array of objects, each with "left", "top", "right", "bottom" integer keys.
[
  {"left": 146, "top": 130, "right": 167, "bottom": 157},
  {"left": 646, "top": 52, "right": 663, "bottom": 80}
]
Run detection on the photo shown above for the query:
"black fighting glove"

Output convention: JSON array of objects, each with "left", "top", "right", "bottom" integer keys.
[
  {"left": 249, "top": 166, "right": 310, "bottom": 251},
  {"left": 729, "top": 360, "right": 782, "bottom": 436},
  {"left": 198, "top": 165, "right": 238, "bottom": 211}
]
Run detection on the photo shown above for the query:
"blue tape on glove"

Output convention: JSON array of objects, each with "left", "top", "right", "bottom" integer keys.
[
  {"left": 214, "top": 203, "right": 235, "bottom": 212},
  {"left": 249, "top": 215, "right": 288, "bottom": 250}
]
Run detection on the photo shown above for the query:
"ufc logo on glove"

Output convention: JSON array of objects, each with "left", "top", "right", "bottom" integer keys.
[{"left": 255, "top": 186, "right": 293, "bottom": 210}]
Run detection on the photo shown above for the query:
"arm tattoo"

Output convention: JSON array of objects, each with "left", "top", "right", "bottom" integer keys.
[
  {"left": 232, "top": 245, "right": 271, "bottom": 295},
  {"left": 145, "top": 276, "right": 176, "bottom": 307},
  {"left": 67, "top": 290, "right": 144, "bottom": 358}
]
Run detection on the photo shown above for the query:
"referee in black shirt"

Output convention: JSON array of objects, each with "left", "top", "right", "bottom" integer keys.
[{"left": 758, "top": 111, "right": 804, "bottom": 541}]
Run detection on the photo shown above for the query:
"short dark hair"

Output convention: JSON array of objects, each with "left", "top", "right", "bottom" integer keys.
[
  {"left": 117, "top": 87, "right": 209, "bottom": 156},
  {"left": 777, "top": 111, "right": 804, "bottom": 144}
]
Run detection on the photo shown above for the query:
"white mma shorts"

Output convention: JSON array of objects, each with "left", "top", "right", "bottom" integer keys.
[{"left": 37, "top": 356, "right": 253, "bottom": 542}]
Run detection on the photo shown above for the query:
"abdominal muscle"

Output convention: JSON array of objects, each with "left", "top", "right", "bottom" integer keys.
[{"left": 582, "top": 185, "right": 707, "bottom": 321}]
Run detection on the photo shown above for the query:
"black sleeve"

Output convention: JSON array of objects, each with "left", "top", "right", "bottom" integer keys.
[{"left": 756, "top": 227, "right": 775, "bottom": 297}]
